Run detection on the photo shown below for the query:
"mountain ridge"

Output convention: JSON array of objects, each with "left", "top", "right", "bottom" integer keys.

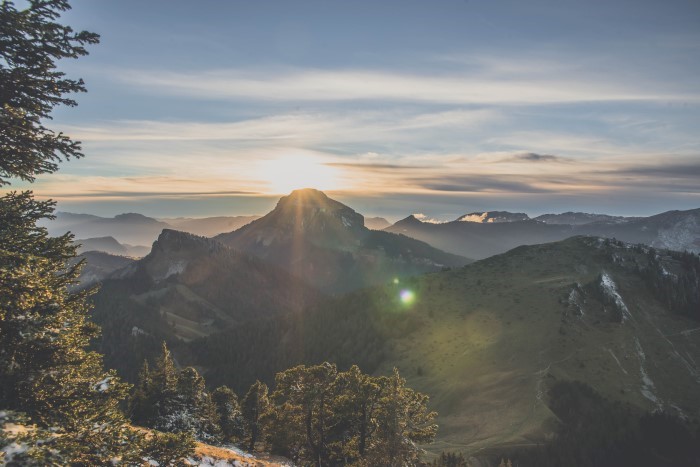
[{"left": 387, "top": 207, "right": 700, "bottom": 259}]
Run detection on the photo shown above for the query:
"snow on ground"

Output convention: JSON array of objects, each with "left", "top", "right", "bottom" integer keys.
[
  {"left": 567, "top": 286, "right": 584, "bottom": 317},
  {"left": 1, "top": 442, "right": 29, "bottom": 462},
  {"left": 600, "top": 272, "right": 632, "bottom": 322},
  {"left": 186, "top": 456, "right": 250, "bottom": 466},
  {"left": 94, "top": 376, "right": 112, "bottom": 392},
  {"left": 635, "top": 338, "right": 662, "bottom": 409},
  {"left": 131, "top": 326, "right": 148, "bottom": 337},
  {"left": 192, "top": 442, "right": 294, "bottom": 466},
  {"left": 605, "top": 348, "right": 628, "bottom": 375},
  {"left": 164, "top": 260, "right": 187, "bottom": 279}
]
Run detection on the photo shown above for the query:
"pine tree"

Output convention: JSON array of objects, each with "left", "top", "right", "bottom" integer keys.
[
  {"left": 153, "top": 341, "right": 179, "bottom": 394},
  {"left": 129, "top": 343, "right": 221, "bottom": 443},
  {"left": 129, "top": 343, "right": 179, "bottom": 429},
  {"left": 1, "top": 2, "right": 198, "bottom": 463},
  {"left": 0, "top": 0, "right": 99, "bottom": 183},
  {"left": 331, "top": 364, "right": 386, "bottom": 462},
  {"left": 369, "top": 368, "right": 438, "bottom": 466},
  {"left": 271, "top": 362, "right": 339, "bottom": 466},
  {"left": 241, "top": 380, "right": 271, "bottom": 452},
  {"left": 212, "top": 386, "right": 245, "bottom": 442},
  {"left": 0, "top": 2, "right": 161, "bottom": 462},
  {"left": 130, "top": 359, "right": 156, "bottom": 426},
  {"left": 170, "top": 366, "right": 221, "bottom": 443}
]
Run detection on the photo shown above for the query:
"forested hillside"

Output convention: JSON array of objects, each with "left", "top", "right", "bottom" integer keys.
[{"left": 166, "top": 236, "right": 700, "bottom": 457}]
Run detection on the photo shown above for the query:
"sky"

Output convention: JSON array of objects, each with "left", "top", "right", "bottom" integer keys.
[{"left": 6, "top": 0, "right": 700, "bottom": 221}]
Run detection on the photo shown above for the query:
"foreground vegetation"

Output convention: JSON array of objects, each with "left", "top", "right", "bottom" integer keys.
[{"left": 130, "top": 343, "right": 437, "bottom": 466}]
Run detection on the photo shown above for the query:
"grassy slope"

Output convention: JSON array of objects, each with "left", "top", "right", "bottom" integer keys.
[{"left": 350, "top": 237, "right": 700, "bottom": 456}]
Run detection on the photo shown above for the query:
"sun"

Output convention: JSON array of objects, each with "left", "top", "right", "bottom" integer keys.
[{"left": 259, "top": 155, "right": 340, "bottom": 194}]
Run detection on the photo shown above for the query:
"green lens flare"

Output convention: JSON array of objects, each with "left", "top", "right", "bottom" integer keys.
[{"left": 400, "top": 289, "right": 415, "bottom": 305}]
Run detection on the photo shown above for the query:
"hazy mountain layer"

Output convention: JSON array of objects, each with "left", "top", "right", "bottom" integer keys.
[
  {"left": 158, "top": 215, "right": 259, "bottom": 237},
  {"left": 75, "top": 251, "right": 136, "bottom": 288},
  {"left": 75, "top": 236, "right": 150, "bottom": 257},
  {"left": 534, "top": 211, "right": 629, "bottom": 225},
  {"left": 42, "top": 212, "right": 260, "bottom": 248},
  {"left": 364, "top": 216, "right": 392, "bottom": 230},
  {"left": 386, "top": 208, "right": 700, "bottom": 259}
]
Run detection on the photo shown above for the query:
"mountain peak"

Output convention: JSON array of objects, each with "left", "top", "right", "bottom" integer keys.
[
  {"left": 277, "top": 188, "right": 337, "bottom": 209},
  {"left": 153, "top": 229, "right": 224, "bottom": 253},
  {"left": 399, "top": 214, "right": 424, "bottom": 224},
  {"left": 269, "top": 189, "right": 365, "bottom": 231}
]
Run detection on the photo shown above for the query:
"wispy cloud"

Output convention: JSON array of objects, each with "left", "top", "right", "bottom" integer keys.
[
  {"left": 115, "top": 66, "right": 698, "bottom": 105},
  {"left": 324, "top": 162, "right": 430, "bottom": 171},
  {"left": 498, "top": 152, "right": 568, "bottom": 163},
  {"left": 412, "top": 174, "right": 552, "bottom": 194},
  {"left": 59, "top": 108, "right": 500, "bottom": 145}
]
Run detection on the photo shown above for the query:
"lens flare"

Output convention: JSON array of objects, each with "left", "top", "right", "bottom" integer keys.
[
  {"left": 393, "top": 278, "right": 400, "bottom": 285},
  {"left": 400, "top": 289, "right": 415, "bottom": 305}
]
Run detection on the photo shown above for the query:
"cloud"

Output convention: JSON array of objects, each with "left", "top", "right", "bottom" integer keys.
[
  {"left": 55, "top": 190, "right": 259, "bottom": 199},
  {"left": 324, "top": 162, "right": 430, "bottom": 171},
  {"left": 508, "top": 152, "right": 564, "bottom": 162},
  {"left": 114, "top": 67, "right": 697, "bottom": 106},
  {"left": 582, "top": 160, "right": 700, "bottom": 193},
  {"left": 513, "top": 152, "right": 561, "bottom": 162},
  {"left": 58, "top": 108, "right": 499, "bottom": 146},
  {"left": 613, "top": 162, "right": 700, "bottom": 178},
  {"left": 413, "top": 175, "right": 552, "bottom": 193},
  {"left": 412, "top": 213, "right": 444, "bottom": 224}
]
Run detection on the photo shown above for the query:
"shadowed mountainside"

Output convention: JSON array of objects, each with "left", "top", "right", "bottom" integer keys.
[{"left": 91, "top": 229, "right": 321, "bottom": 380}]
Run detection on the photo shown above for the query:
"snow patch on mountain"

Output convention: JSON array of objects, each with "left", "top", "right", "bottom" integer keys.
[
  {"left": 164, "top": 260, "right": 187, "bottom": 279},
  {"left": 413, "top": 213, "right": 444, "bottom": 224},
  {"left": 653, "top": 214, "right": 700, "bottom": 254},
  {"left": 457, "top": 211, "right": 530, "bottom": 223},
  {"left": 606, "top": 348, "right": 628, "bottom": 375},
  {"left": 600, "top": 272, "right": 632, "bottom": 322},
  {"left": 635, "top": 338, "right": 662, "bottom": 408},
  {"left": 567, "top": 285, "right": 585, "bottom": 317}
]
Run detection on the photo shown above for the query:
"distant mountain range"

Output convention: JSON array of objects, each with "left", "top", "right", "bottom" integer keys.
[
  {"left": 386, "top": 208, "right": 700, "bottom": 259},
  {"left": 75, "top": 236, "right": 150, "bottom": 257},
  {"left": 364, "top": 216, "right": 391, "bottom": 230},
  {"left": 158, "top": 215, "right": 260, "bottom": 237},
  {"left": 41, "top": 212, "right": 260, "bottom": 254},
  {"left": 215, "top": 189, "right": 469, "bottom": 293}
]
